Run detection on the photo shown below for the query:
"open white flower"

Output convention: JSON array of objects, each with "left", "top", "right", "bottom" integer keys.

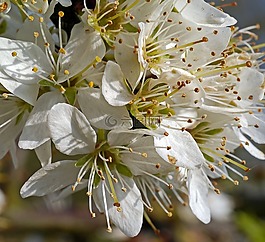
[
  {"left": 20, "top": 103, "right": 175, "bottom": 236},
  {"left": 0, "top": 20, "right": 105, "bottom": 156},
  {"left": 114, "top": 0, "right": 234, "bottom": 83}
]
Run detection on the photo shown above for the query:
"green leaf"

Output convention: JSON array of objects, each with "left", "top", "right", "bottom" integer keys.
[
  {"left": 64, "top": 87, "right": 77, "bottom": 105},
  {"left": 116, "top": 164, "right": 133, "bottom": 177}
]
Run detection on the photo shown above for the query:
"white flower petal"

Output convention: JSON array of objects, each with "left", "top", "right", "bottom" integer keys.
[
  {"left": 236, "top": 68, "right": 264, "bottom": 105},
  {"left": 58, "top": 23, "right": 105, "bottom": 83},
  {"left": 22, "top": 0, "right": 49, "bottom": 14},
  {"left": 19, "top": 91, "right": 65, "bottom": 149},
  {"left": 234, "top": 128, "right": 265, "bottom": 160},
  {"left": 102, "top": 61, "right": 134, "bottom": 106},
  {"left": 48, "top": 103, "right": 96, "bottom": 155},
  {"left": 16, "top": 17, "right": 55, "bottom": 53},
  {"left": 34, "top": 140, "right": 52, "bottom": 167},
  {"left": 241, "top": 113, "right": 265, "bottom": 144},
  {"left": 59, "top": 0, "right": 72, "bottom": 7},
  {"left": 20, "top": 160, "right": 78, "bottom": 198},
  {"left": 187, "top": 169, "right": 211, "bottom": 224},
  {"left": 0, "top": 37, "right": 52, "bottom": 84},
  {"left": 107, "top": 128, "right": 160, "bottom": 147},
  {"left": 78, "top": 88, "right": 132, "bottom": 130},
  {"left": 51, "top": 180, "right": 88, "bottom": 202},
  {"left": 114, "top": 33, "right": 142, "bottom": 89},
  {"left": 154, "top": 121, "right": 204, "bottom": 169},
  {"left": 0, "top": 71, "right": 39, "bottom": 105},
  {"left": 93, "top": 177, "right": 143, "bottom": 237},
  {"left": 175, "top": 0, "right": 237, "bottom": 27}
]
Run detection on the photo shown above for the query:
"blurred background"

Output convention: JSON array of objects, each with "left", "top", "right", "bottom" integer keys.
[{"left": 0, "top": 0, "right": 265, "bottom": 241}]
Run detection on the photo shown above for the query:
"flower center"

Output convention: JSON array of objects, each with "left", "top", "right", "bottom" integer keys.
[{"left": 86, "top": 0, "right": 134, "bottom": 46}]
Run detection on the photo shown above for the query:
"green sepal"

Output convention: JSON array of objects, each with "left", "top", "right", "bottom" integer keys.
[
  {"left": 159, "top": 107, "right": 175, "bottom": 116},
  {"left": 203, "top": 152, "right": 215, "bottom": 163},
  {"left": 204, "top": 128, "right": 224, "bottom": 136},
  {"left": 75, "top": 154, "right": 91, "bottom": 167},
  {"left": 93, "top": 173, "right": 101, "bottom": 187},
  {"left": 192, "top": 122, "right": 210, "bottom": 133},
  {"left": 0, "top": 20, "right": 7, "bottom": 35},
  {"left": 116, "top": 164, "right": 133, "bottom": 177},
  {"left": 123, "top": 23, "right": 138, "bottom": 33},
  {"left": 15, "top": 111, "right": 25, "bottom": 125},
  {"left": 64, "top": 87, "right": 77, "bottom": 105},
  {"left": 39, "top": 79, "right": 57, "bottom": 87}
]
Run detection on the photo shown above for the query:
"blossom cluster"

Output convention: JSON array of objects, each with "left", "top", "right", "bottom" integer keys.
[{"left": 0, "top": 0, "right": 264, "bottom": 237}]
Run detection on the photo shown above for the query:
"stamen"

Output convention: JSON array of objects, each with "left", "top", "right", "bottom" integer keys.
[{"left": 102, "top": 181, "right": 112, "bottom": 233}]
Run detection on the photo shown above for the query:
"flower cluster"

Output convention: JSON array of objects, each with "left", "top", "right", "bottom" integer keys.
[{"left": 0, "top": 0, "right": 264, "bottom": 237}]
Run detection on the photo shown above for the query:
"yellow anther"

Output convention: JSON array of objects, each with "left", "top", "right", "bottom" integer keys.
[
  {"left": 58, "top": 11, "right": 64, "bottom": 17},
  {"left": 59, "top": 48, "right": 66, "bottom": 54},
  {"left": 32, "top": 67, "right": 38, "bottom": 72},
  {"left": 11, "top": 51, "right": 17, "bottom": 57},
  {"left": 91, "top": 213, "right": 96, "bottom": 218},
  {"left": 167, "top": 155, "right": 176, "bottom": 164},
  {"left": 214, "top": 188, "right": 221, "bottom": 194},
  {"left": 246, "top": 61, "right": 252, "bottom": 67},
  {"left": 2, "top": 93, "right": 8, "bottom": 99},
  {"left": 0, "top": 2, "right": 8, "bottom": 13},
  {"left": 167, "top": 212, "right": 173, "bottom": 217},
  {"left": 86, "top": 192, "right": 92, "bottom": 196},
  {"left": 64, "top": 70, "right": 70, "bottom": 75},
  {"left": 88, "top": 81, "right": 94, "bottom": 88},
  {"left": 60, "top": 86, "right": 66, "bottom": 94},
  {"left": 243, "top": 176, "right": 249, "bottom": 181},
  {"left": 39, "top": 17, "right": 44, "bottom": 23},
  {"left": 113, "top": 202, "right": 120, "bottom": 207},
  {"left": 31, "top": 0, "right": 36, "bottom": 4},
  {"left": 117, "top": 207, "right": 122, "bottom": 212},
  {"left": 49, "top": 74, "right": 55, "bottom": 80},
  {"left": 95, "top": 56, "right": 102, "bottom": 62},
  {"left": 28, "top": 16, "right": 34, "bottom": 21},
  {"left": 234, "top": 180, "right": 239, "bottom": 185},
  {"left": 106, "top": 227, "right": 112, "bottom": 233},
  {"left": 168, "top": 184, "right": 173, "bottom": 189},
  {"left": 202, "top": 36, "right": 208, "bottom": 42},
  {"left": 221, "top": 174, "right": 227, "bottom": 179},
  {"left": 141, "top": 153, "right": 148, "bottom": 158},
  {"left": 33, "top": 32, "right": 39, "bottom": 38},
  {"left": 121, "top": 187, "right": 127, "bottom": 192}
]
